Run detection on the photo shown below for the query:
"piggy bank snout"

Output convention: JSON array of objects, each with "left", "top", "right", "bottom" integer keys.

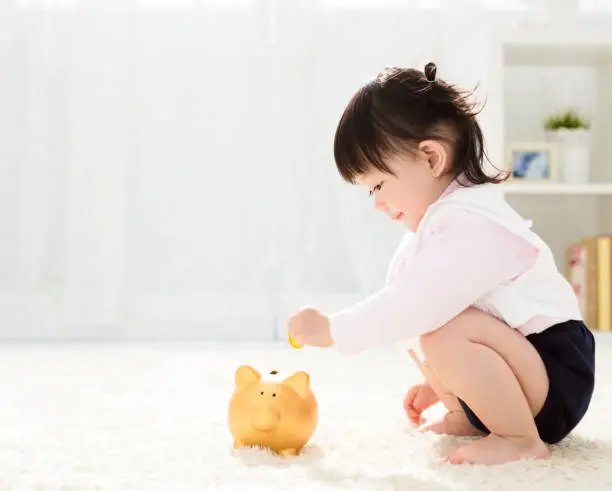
[{"left": 251, "top": 406, "right": 281, "bottom": 432}]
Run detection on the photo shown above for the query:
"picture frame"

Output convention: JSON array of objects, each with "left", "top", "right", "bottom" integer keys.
[{"left": 506, "top": 142, "right": 559, "bottom": 182}]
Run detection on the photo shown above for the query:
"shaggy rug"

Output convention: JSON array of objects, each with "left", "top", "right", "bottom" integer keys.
[{"left": 0, "top": 335, "right": 610, "bottom": 491}]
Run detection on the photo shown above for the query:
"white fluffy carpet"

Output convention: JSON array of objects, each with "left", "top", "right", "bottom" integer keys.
[{"left": 0, "top": 335, "right": 611, "bottom": 491}]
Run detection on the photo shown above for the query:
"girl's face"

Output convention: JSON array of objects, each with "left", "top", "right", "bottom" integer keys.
[{"left": 357, "top": 140, "right": 453, "bottom": 232}]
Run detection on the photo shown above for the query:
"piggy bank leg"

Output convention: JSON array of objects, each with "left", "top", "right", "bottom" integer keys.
[
  {"left": 233, "top": 440, "right": 246, "bottom": 450},
  {"left": 279, "top": 448, "right": 299, "bottom": 457}
]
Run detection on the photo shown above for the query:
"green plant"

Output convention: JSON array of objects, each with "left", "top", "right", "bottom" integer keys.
[{"left": 544, "top": 109, "right": 590, "bottom": 131}]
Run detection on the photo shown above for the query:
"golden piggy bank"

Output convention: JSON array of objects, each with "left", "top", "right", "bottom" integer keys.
[{"left": 228, "top": 365, "right": 318, "bottom": 456}]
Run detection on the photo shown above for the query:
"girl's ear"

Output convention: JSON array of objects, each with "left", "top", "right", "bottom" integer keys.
[{"left": 418, "top": 140, "right": 449, "bottom": 178}]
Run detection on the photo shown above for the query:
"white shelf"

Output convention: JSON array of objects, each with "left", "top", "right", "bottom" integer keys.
[
  {"left": 501, "top": 26, "right": 612, "bottom": 66},
  {"left": 502, "top": 183, "right": 612, "bottom": 195},
  {"left": 504, "top": 44, "right": 612, "bottom": 67}
]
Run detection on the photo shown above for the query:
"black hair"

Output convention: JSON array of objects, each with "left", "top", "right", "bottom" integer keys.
[{"left": 333, "top": 62, "right": 507, "bottom": 186}]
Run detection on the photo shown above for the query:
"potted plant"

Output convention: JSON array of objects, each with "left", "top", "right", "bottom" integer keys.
[{"left": 544, "top": 109, "right": 591, "bottom": 184}]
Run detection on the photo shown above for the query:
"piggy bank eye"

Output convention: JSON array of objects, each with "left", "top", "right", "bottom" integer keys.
[
  {"left": 272, "top": 393, "right": 276, "bottom": 397},
  {"left": 260, "top": 391, "right": 264, "bottom": 395}
]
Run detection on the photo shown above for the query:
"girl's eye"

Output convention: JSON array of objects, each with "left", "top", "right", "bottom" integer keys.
[{"left": 369, "top": 184, "right": 382, "bottom": 196}]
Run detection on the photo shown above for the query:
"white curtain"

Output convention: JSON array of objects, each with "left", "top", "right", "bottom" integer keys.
[{"left": 0, "top": 0, "right": 549, "bottom": 340}]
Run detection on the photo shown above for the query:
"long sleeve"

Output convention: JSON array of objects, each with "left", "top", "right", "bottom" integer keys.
[{"left": 329, "top": 207, "right": 539, "bottom": 355}]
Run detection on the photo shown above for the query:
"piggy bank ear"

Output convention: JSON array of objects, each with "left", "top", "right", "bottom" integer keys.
[
  {"left": 235, "top": 365, "right": 261, "bottom": 390},
  {"left": 282, "top": 371, "right": 310, "bottom": 398}
]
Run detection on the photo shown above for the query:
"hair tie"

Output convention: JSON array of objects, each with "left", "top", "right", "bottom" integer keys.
[{"left": 424, "top": 62, "right": 437, "bottom": 82}]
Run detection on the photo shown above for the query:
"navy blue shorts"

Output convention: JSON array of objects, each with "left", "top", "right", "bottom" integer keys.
[{"left": 457, "top": 320, "right": 595, "bottom": 444}]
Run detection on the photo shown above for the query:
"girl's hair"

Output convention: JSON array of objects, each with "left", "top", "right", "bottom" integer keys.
[{"left": 333, "top": 62, "right": 507, "bottom": 186}]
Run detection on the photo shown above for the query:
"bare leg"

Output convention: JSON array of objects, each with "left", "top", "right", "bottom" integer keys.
[
  {"left": 419, "top": 307, "right": 550, "bottom": 465},
  {"left": 407, "top": 350, "right": 483, "bottom": 436}
]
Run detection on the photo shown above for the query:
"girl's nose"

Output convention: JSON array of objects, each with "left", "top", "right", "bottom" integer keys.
[{"left": 374, "top": 195, "right": 386, "bottom": 212}]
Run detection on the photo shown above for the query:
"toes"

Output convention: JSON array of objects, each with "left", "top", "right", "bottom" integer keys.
[
  {"left": 443, "top": 453, "right": 465, "bottom": 465},
  {"left": 416, "top": 418, "right": 443, "bottom": 434},
  {"left": 416, "top": 423, "right": 431, "bottom": 433},
  {"left": 537, "top": 446, "right": 550, "bottom": 460}
]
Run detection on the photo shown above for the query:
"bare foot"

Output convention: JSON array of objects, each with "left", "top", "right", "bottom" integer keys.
[
  {"left": 416, "top": 401, "right": 483, "bottom": 436},
  {"left": 445, "top": 433, "right": 549, "bottom": 465}
]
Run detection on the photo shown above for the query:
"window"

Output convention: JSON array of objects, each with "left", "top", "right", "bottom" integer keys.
[
  {"left": 15, "top": 0, "right": 255, "bottom": 8},
  {"left": 319, "top": 0, "right": 443, "bottom": 10},
  {"left": 479, "top": 0, "right": 535, "bottom": 10},
  {"left": 319, "top": 0, "right": 536, "bottom": 10},
  {"left": 579, "top": 0, "right": 612, "bottom": 13}
]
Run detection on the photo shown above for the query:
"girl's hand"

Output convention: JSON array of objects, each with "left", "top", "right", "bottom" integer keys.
[
  {"left": 403, "top": 383, "right": 440, "bottom": 424},
  {"left": 288, "top": 308, "right": 333, "bottom": 348}
]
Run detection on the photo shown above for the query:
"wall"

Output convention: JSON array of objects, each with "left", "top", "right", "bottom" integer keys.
[
  {"left": 0, "top": 2, "right": 610, "bottom": 340},
  {"left": 504, "top": 64, "right": 604, "bottom": 265},
  {"left": 598, "top": 64, "right": 612, "bottom": 234}
]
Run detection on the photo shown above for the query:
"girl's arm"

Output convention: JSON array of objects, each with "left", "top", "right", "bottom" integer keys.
[{"left": 329, "top": 207, "right": 539, "bottom": 355}]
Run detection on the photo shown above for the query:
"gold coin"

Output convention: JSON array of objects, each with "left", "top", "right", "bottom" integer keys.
[{"left": 288, "top": 332, "right": 303, "bottom": 349}]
